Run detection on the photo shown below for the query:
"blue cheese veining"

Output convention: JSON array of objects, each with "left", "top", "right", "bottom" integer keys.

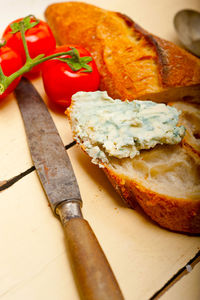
[{"left": 69, "top": 91, "right": 185, "bottom": 166}]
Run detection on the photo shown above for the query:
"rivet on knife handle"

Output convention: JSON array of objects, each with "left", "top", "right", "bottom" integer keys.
[{"left": 15, "top": 78, "right": 124, "bottom": 300}]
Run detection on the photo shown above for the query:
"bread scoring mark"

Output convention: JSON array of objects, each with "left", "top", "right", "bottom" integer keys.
[
  {"left": 98, "top": 12, "right": 162, "bottom": 98},
  {"left": 116, "top": 12, "right": 165, "bottom": 87}
]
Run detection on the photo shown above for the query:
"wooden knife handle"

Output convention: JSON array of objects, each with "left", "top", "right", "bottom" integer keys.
[
  {"left": 64, "top": 218, "right": 124, "bottom": 300},
  {"left": 57, "top": 202, "right": 124, "bottom": 300}
]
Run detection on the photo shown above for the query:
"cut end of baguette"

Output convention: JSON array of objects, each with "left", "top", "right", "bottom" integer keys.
[
  {"left": 108, "top": 144, "right": 200, "bottom": 200},
  {"left": 104, "top": 160, "right": 200, "bottom": 234},
  {"left": 67, "top": 94, "right": 200, "bottom": 233}
]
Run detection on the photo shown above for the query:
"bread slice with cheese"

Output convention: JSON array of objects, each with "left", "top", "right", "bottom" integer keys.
[
  {"left": 45, "top": 1, "right": 200, "bottom": 103},
  {"left": 67, "top": 92, "right": 200, "bottom": 234}
]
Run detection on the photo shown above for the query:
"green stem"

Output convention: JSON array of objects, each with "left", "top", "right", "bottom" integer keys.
[
  {"left": 19, "top": 21, "right": 31, "bottom": 61},
  {"left": 0, "top": 64, "right": 5, "bottom": 79},
  {"left": 0, "top": 52, "right": 70, "bottom": 94},
  {"left": 0, "top": 64, "right": 8, "bottom": 94},
  {"left": 32, "top": 52, "right": 70, "bottom": 65}
]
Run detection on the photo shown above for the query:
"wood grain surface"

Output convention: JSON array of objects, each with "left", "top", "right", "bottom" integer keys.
[{"left": 0, "top": 1, "right": 199, "bottom": 299}]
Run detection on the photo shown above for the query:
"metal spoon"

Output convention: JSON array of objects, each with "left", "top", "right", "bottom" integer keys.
[{"left": 174, "top": 9, "right": 200, "bottom": 57}]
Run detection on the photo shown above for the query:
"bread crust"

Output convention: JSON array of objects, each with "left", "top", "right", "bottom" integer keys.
[
  {"left": 104, "top": 166, "right": 200, "bottom": 234},
  {"left": 45, "top": 2, "right": 200, "bottom": 103}
]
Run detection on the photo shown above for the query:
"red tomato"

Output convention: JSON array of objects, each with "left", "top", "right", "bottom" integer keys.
[
  {"left": 0, "top": 45, "right": 23, "bottom": 100},
  {"left": 3, "top": 16, "right": 56, "bottom": 77},
  {"left": 41, "top": 45, "right": 100, "bottom": 109}
]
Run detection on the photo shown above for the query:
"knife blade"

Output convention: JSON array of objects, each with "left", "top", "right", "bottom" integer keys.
[{"left": 15, "top": 77, "right": 124, "bottom": 300}]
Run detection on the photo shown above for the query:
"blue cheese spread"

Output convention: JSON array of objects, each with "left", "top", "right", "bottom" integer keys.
[{"left": 69, "top": 91, "right": 185, "bottom": 165}]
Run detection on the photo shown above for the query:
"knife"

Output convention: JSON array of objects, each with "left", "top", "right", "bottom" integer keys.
[{"left": 15, "top": 77, "right": 124, "bottom": 300}]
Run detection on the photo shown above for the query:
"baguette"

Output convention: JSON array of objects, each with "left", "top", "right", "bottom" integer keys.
[
  {"left": 45, "top": 2, "right": 200, "bottom": 233},
  {"left": 45, "top": 1, "right": 200, "bottom": 103},
  {"left": 67, "top": 93, "right": 200, "bottom": 234}
]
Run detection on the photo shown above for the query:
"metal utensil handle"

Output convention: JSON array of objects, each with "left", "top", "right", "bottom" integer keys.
[{"left": 57, "top": 201, "right": 124, "bottom": 300}]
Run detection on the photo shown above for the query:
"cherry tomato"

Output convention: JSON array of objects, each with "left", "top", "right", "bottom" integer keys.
[
  {"left": 0, "top": 45, "right": 23, "bottom": 100},
  {"left": 2, "top": 16, "right": 56, "bottom": 77},
  {"left": 41, "top": 45, "right": 100, "bottom": 109}
]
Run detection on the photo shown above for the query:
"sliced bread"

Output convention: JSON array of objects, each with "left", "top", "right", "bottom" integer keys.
[{"left": 67, "top": 93, "right": 200, "bottom": 233}]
